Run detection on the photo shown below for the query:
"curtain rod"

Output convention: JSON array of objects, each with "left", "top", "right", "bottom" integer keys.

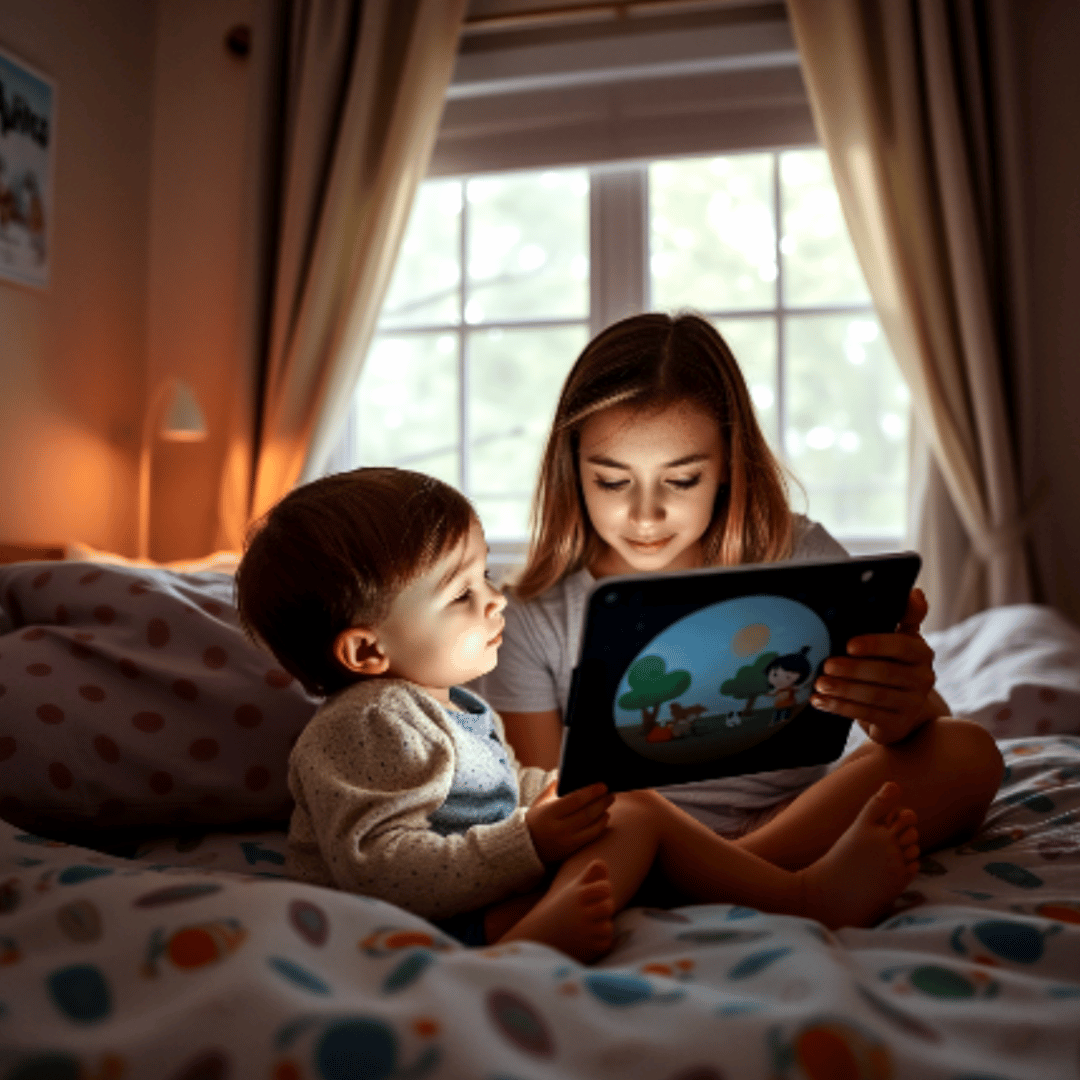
[{"left": 462, "top": 0, "right": 768, "bottom": 35}]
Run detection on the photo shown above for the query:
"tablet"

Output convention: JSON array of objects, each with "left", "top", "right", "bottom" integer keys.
[{"left": 556, "top": 551, "right": 922, "bottom": 796}]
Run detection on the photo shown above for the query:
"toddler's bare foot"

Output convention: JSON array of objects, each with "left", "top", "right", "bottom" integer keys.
[
  {"left": 498, "top": 859, "right": 615, "bottom": 962},
  {"left": 799, "top": 782, "right": 920, "bottom": 930}
]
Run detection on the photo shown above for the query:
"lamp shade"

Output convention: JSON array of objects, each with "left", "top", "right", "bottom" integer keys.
[{"left": 160, "top": 379, "right": 208, "bottom": 442}]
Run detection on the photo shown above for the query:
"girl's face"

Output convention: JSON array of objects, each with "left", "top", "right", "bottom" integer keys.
[{"left": 578, "top": 400, "right": 726, "bottom": 577}]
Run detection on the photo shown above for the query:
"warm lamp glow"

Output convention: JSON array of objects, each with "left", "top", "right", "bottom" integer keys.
[
  {"left": 160, "top": 381, "right": 208, "bottom": 442},
  {"left": 138, "top": 378, "right": 208, "bottom": 559}
]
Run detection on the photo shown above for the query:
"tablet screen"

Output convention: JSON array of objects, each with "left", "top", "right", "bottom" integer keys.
[
  {"left": 613, "top": 593, "right": 832, "bottom": 766},
  {"left": 557, "top": 552, "right": 921, "bottom": 795}
]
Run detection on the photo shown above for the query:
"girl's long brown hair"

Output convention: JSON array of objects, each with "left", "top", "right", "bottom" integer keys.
[{"left": 515, "top": 312, "right": 795, "bottom": 602}]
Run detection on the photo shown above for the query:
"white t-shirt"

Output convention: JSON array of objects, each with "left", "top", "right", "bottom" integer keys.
[{"left": 476, "top": 515, "right": 850, "bottom": 835}]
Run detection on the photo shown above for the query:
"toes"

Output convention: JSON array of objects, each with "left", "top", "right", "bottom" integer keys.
[
  {"left": 860, "top": 781, "right": 903, "bottom": 823},
  {"left": 897, "top": 826, "right": 919, "bottom": 848},
  {"left": 903, "top": 844, "right": 920, "bottom": 861}
]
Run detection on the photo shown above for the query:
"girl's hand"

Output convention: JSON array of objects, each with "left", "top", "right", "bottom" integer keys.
[
  {"left": 526, "top": 780, "right": 614, "bottom": 864},
  {"left": 810, "top": 588, "right": 946, "bottom": 744}
]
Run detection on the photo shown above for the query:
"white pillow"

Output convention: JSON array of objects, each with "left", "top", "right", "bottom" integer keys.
[{"left": 928, "top": 604, "right": 1080, "bottom": 738}]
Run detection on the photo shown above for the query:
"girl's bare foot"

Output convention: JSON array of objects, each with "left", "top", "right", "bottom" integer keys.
[
  {"left": 799, "top": 782, "right": 920, "bottom": 930},
  {"left": 498, "top": 859, "right": 616, "bottom": 962}
]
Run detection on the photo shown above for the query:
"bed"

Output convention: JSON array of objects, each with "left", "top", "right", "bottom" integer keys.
[{"left": 1, "top": 558, "right": 1078, "bottom": 1080}]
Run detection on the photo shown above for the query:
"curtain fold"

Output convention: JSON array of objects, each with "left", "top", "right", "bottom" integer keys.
[
  {"left": 786, "top": 0, "right": 1034, "bottom": 628},
  {"left": 215, "top": 0, "right": 467, "bottom": 548}
]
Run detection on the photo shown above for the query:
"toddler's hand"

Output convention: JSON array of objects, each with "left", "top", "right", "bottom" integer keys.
[
  {"left": 526, "top": 780, "right": 613, "bottom": 864},
  {"left": 810, "top": 588, "right": 946, "bottom": 744}
]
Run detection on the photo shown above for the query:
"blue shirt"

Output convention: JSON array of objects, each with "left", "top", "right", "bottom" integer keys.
[{"left": 427, "top": 687, "right": 519, "bottom": 836}]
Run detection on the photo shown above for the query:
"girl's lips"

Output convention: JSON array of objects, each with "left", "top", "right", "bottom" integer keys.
[{"left": 625, "top": 536, "right": 673, "bottom": 553}]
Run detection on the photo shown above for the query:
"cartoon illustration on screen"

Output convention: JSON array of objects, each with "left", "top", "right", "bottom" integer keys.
[{"left": 612, "top": 595, "right": 831, "bottom": 765}]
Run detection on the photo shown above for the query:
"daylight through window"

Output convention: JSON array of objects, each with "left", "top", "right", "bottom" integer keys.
[{"left": 333, "top": 149, "right": 910, "bottom": 555}]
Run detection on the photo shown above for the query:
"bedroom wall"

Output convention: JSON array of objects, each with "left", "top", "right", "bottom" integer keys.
[
  {"left": 144, "top": 0, "right": 271, "bottom": 562},
  {"left": 0, "top": 0, "right": 156, "bottom": 553},
  {"left": 1013, "top": 0, "right": 1080, "bottom": 626}
]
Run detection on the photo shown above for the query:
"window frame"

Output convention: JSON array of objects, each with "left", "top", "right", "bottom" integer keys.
[{"left": 335, "top": 149, "right": 906, "bottom": 563}]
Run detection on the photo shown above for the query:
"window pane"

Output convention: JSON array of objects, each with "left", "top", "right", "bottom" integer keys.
[
  {"left": 378, "top": 180, "right": 462, "bottom": 329},
  {"left": 784, "top": 315, "right": 909, "bottom": 536},
  {"left": 780, "top": 150, "right": 870, "bottom": 307},
  {"left": 352, "top": 333, "right": 459, "bottom": 487},
  {"left": 466, "top": 170, "right": 589, "bottom": 323},
  {"left": 713, "top": 316, "right": 778, "bottom": 451},
  {"left": 468, "top": 324, "right": 589, "bottom": 538},
  {"left": 650, "top": 155, "right": 776, "bottom": 311}
]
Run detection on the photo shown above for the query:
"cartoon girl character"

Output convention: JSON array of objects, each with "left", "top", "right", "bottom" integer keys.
[{"left": 764, "top": 646, "right": 813, "bottom": 724}]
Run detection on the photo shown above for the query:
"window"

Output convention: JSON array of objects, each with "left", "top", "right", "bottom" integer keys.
[{"left": 332, "top": 148, "right": 909, "bottom": 558}]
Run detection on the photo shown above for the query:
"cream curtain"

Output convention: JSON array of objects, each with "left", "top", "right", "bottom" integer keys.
[
  {"left": 215, "top": 0, "right": 467, "bottom": 547},
  {"left": 786, "top": 0, "right": 1034, "bottom": 629}
]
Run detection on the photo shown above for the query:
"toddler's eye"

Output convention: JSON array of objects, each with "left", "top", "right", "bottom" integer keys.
[
  {"left": 667, "top": 474, "right": 702, "bottom": 490},
  {"left": 454, "top": 587, "right": 473, "bottom": 604}
]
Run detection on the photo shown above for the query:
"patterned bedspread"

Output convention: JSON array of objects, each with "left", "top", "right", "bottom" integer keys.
[{"left": 1, "top": 736, "right": 1078, "bottom": 1080}]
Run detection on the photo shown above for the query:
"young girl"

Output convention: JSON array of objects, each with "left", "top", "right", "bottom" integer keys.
[
  {"left": 478, "top": 312, "right": 1003, "bottom": 871},
  {"left": 236, "top": 468, "right": 922, "bottom": 963}
]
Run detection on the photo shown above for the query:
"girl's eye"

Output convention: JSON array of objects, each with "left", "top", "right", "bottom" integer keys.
[
  {"left": 667, "top": 474, "right": 702, "bottom": 490},
  {"left": 454, "top": 588, "right": 473, "bottom": 604},
  {"left": 594, "top": 476, "right": 628, "bottom": 491}
]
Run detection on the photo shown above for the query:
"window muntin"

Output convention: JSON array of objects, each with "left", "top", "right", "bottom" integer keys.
[{"left": 342, "top": 150, "right": 908, "bottom": 548}]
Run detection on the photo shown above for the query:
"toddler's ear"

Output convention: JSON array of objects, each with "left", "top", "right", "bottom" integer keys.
[{"left": 334, "top": 627, "right": 389, "bottom": 675}]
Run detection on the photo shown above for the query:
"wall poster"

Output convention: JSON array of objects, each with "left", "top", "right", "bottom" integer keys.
[{"left": 0, "top": 44, "right": 54, "bottom": 289}]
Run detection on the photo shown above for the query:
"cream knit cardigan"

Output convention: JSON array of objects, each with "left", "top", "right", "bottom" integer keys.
[{"left": 287, "top": 677, "right": 555, "bottom": 920}]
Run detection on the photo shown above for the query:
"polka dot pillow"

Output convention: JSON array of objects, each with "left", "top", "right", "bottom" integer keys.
[{"left": 0, "top": 561, "right": 320, "bottom": 830}]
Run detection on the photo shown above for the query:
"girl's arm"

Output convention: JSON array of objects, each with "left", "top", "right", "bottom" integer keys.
[{"left": 499, "top": 709, "right": 564, "bottom": 770}]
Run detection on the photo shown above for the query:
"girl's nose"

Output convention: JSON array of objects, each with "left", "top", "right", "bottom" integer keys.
[{"left": 630, "top": 486, "right": 666, "bottom": 524}]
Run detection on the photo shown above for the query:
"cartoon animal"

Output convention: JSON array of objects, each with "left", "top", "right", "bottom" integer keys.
[{"left": 668, "top": 701, "right": 707, "bottom": 738}]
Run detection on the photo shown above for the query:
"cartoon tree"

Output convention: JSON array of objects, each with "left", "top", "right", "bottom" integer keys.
[
  {"left": 720, "top": 651, "right": 778, "bottom": 716},
  {"left": 618, "top": 655, "right": 692, "bottom": 734}
]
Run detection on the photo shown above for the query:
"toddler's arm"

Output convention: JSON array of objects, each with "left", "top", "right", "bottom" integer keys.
[
  {"left": 525, "top": 780, "right": 614, "bottom": 863},
  {"left": 287, "top": 683, "right": 547, "bottom": 920}
]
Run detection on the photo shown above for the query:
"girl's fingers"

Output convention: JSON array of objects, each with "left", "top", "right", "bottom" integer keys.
[
  {"left": 810, "top": 692, "right": 919, "bottom": 734},
  {"left": 812, "top": 680, "right": 924, "bottom": 712},
  {"left": 812, "top": 669, "right": 933, "bottom": 704},
  {"left": 838, "top": 634, "right": 935, "bottom": 664}
]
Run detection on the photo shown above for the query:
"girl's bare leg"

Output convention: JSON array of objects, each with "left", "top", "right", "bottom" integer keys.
[
  {"left": 544, "top": 782, "right": 919, "bottom": 936},
  {"left": 736, "top": 717, "right": 1003, "bottom": 871}
]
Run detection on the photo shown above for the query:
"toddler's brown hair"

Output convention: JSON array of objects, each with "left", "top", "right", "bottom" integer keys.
[{"left": 236, "top": 468, "right": 475, "bottom": 696}]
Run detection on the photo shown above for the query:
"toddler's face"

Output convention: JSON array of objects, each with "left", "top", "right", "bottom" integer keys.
[
  {"left": 376, "top": 519, "right": 506, "bottom": 704},
  {"left": 578, "top": 400, "right": 726, "bottom": 577}
]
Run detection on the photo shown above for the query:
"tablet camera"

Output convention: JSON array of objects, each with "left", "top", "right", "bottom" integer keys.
[
  {"left": 611, "top": 594, "right": 831, "bottom": 765},
  {"left": 862, "top": 569, "right": 874, "bottom": 582}
]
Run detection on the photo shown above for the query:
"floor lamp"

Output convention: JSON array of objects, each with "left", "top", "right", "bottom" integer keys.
[{"left": 137, "top": 378, "right": 208, "bottom": 560}]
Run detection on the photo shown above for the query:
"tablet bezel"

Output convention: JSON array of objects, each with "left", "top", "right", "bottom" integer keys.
[{"left": 556, "top": 551, "right": 922, "bottom": 796}]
